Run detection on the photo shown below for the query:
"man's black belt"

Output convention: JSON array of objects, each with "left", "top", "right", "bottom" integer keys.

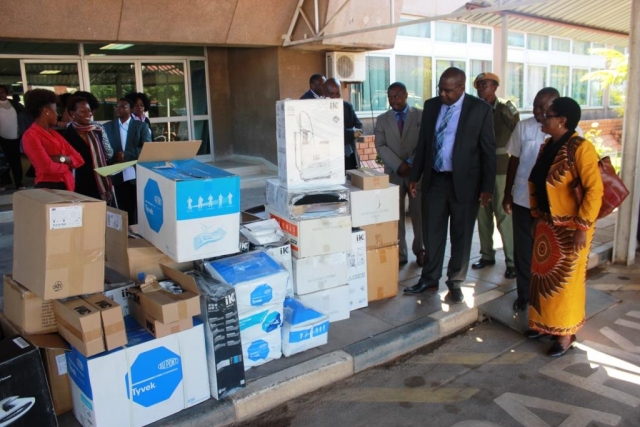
[{"left": 432, "top": 169, "right": 453, "bottom": 177}]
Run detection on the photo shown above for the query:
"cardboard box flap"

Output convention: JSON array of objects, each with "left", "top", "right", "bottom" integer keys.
[
  {"left": 14, "top": 188, "right": 103, "bottom": 205},
  {"left": 160, "top": 264, "right": 199, "bottom": 294},
  {"left": 137, "top": 140, "right": 202, "bottom": 163},
  {"left": 105, "top": 207, "right": 130, "bottom": 275}
]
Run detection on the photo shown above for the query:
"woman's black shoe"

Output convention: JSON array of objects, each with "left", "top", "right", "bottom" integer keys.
[
  {"left": 524, "top": 330, "right": 548, "bottom": 339},
  {"left": 547, "top": 335, "right": 576, "bottom": 357}
]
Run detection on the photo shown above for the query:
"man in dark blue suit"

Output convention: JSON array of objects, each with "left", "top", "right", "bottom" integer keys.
[
  {"left": 300, "top": 74, "right": 326, "bottom": 99},
  {"left": 103, "top": 98, "right": 151, "bottom": 224},
  {"left": 405, "top": 67, "right": 497, "bottom": 304}
]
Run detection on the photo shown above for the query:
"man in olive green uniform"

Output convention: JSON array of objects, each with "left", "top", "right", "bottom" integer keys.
[{"left": 472, "top": 72, "right": 520, "bottom": 279}]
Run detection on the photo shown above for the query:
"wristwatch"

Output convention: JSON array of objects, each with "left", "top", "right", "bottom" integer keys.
[{"left": 60, "top": 156, "right": 66, "bottom": 164}]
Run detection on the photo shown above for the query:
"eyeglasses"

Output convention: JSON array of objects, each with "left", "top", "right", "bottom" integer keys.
[{"left": 543, "top": 112, "right": 560, "bottom": 119}]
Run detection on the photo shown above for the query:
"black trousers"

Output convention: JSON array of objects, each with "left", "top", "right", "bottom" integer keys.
[
  {"left": 345, "top": 153, "right": 358, "bottom": 171},
  {"left": 0, "top": 136, "right": 23, "bottom": 188},
  {"left": 512, "top": 203, "right": 534, "bottom": 302},
  {"left": 35, "top": 181, "right": 66, "bottom": 190},
  {"left": 420, "top": 172, "right": 480, "bottom": 290},
  {"left": 115, "top": 180, "right": 138, "bottom": 225}
]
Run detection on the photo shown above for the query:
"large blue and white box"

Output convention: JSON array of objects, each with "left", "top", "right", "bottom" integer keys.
[
  {"left": 281, "top": 297, "right": 329, "bottom": 357},
  {"left": 202, "top": 251, "right": 289, "bottom": 313},
  {"left": 66, "top": 318, "right": 209, "bottom": 427},
  {"left": 136, "top": 141, "right": 240, "bottom": 263}
]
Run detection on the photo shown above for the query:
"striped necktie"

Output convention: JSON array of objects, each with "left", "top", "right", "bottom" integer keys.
[{"left": 434, "top": 106, "right": 454, "bottom": 171}]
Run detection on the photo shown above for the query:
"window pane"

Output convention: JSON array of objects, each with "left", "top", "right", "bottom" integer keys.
[
  {"left": 526, "top": 65, "right": 547, "bottom": 107},
  {"left": 527, "top": 34, "right": 548, "bottom": 51},
  {"left": 396, "top": 56, "right": 432, "bottom": 108},
  {"left": 193, "top": 120, "right": 211, "bottom": 155},
  {"left": 609, "top": 82, "right": 626, "bottom": 106},
  {"left": 142, "top": 62, "right": 187, "bottom": 118},
  {"left": 613, "top": 45, "right": 626, "bottom": 54},
  {"left": 350, "top": 57, "right": 389, "bottom": 112},
  {"left": 397, "top": 18, "right": 431, "bottom": 38},
  {"left": 150, "top": 121, "right": 188, "bottom": 142},
  {"left": 550, "top": 65, "right": 570, "bottom": 96},
  {"left": 88, "top": 63, "right": 136, "bottom": 121},
  {"left": 507, "top": 62, "right": 523, "bottom": 108},
  {"left": 572, "top": 69, "right": 588, "bottom": 106},
  {"left": 435, "top": 22, "right": 467, "bottom": 43},
  {"left": 436, "top": 59, "right": 465, "bottom": 79},
  {"left": 469, "top": 60, "right": 492, "bottom": 93},
  {"left": 551, "top": 38, "right": 570, "bottom": 52},
  {"left": 190, "top": 60, "right": 208, "bottom": 115},
  {"left": 0, "top": 41, "right": 78, "bottom": 56},
  {"left": 591, "top": 42, "right": 605, "bottom": 50},
  {"left": 24, "top": 63, "right": 80, "bottom": 95},
  {"left": 508, "top": 32, "right": 525, "bottom": 47},
  {"left": 589, "top": 69, "right": 604, "bottom": 107},
  {"left": 0, "top": 59, "right": 24, "bottom": 98},
  {"left": 471, "top": 28, "right": 491, "bottom": 44},
  {"left": 84, "top": 44, "right": 204, "bottom": 57},
  {"left": 573, "top": 41, "right": 590, "bottom": 55}
]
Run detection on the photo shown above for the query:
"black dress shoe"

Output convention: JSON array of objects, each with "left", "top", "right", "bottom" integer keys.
[
  {"left": 524, "top": 330, "right": 548, "bottom": 339},
  {"left": 445, "top": 288, "right": 464, "bottom": 304},
  {"left": 512, "top": 298, "right": 529, "bottom": 312},
  {"left": 547, "top": 335, "right": 576, "bottom": 357},
  {"left": 403, "top": 279, "right": 438, "bottom": 294},
  {"left": 472, "top": 259, "right": 495, "bottom": 269},
  {"left": 504, "top": 267, "right": 517, "bottom": 279}
]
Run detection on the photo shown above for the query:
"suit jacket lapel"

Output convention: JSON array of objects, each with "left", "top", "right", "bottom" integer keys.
[
  {"left": 402, "top": 108, "right": 417, "bottom": 142},
  {"left": 386, "top": 110, "right": 401, "bottom": 141},
  {"left": 452, "top": 96, "right": 472, "bottom": 159}
]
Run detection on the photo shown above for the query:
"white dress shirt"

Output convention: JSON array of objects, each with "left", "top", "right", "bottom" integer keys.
[{"left": 118, "top": 117, "right": 136, "bottom": 182}]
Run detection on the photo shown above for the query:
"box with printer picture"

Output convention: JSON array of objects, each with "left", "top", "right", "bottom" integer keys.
[
  {"left": 276, "top": 99, "right": 345, "bottom": 190},
  {"left": 135, "top": 141, "right": 240, "bottom": 263}
]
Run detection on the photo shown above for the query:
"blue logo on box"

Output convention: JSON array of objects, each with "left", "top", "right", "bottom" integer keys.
[
  {"left": 247, "top": 340, "right": 270, "bottom": 361},
  {"left": 144, "top": 179, "right": 164, "bottom": 232},
  {"left": 125, "top": 347, "right": 182, "bottom": 407},
  {"left": 250, "top": 284, "right": 273, "bottom": 306},
  {"left": 262, "top": 311, "right": 281, "bottom": 333}
]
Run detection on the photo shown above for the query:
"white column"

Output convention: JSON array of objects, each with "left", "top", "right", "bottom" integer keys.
[
  {"left": 492, "top": 14, "right": 508, "bottom": 99},
  {"left": 613, "top": 0, "right": 640, "bottom": 264}
]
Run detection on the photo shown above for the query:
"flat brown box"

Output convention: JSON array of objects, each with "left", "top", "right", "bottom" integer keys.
[
  {"left": 366, "top": 244, "right": 399, "bottom": 302},
  {"left": 0, "top": 314, "right": 71, "bottom": 416},
  {"left": 3, "top": 274, "right": 57, "bottom": 335},
  {"left": 347, "top": 168, "right": 389, "bottom": 190},
  {"left": 82, "top": 294, "right": 126, "bottom": 351},
  {"left": 130, "top": 264, "right": 201, "bottom": 324},
  {"left": 128, "top": 297, "right": 193, "bottom": 338},
  {"left": 105, "top": 207, "right": 192, "bottom": 283},
  {"left": 53, "top": 298, "right": 105, "bottom": 357},
  {"left": 13, "top": 189, "right": 106, "bottom": 300},
  {"left": 361, "top": 221, "right": 398, "bottom": 250}
]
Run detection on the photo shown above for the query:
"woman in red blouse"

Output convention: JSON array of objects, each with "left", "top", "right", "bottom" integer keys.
[{"left": 22, "top": 89, "right": 83, "bottom": 190}]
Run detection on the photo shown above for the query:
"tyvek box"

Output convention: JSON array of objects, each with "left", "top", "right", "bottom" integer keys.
[
  {"left": 296, "top": 284, "right": 350, "bottom": 323},
  {"left": 261, "top": 239, "right": 293, "bottom": 297},
  {"left": 202, "top": 251, "right": 288, "bottom": 313},
  {"left": 67, "top": 318, "right": 209, "bottom": 427},
  {"left": 281, "top": 297, "right": 329, "bottom": 357},
  {"left": 292, "top": 252, "right": 348, "bottom": 295},
  {"left": 347, "top": 184, "right": 400, "bottom": 227},
  {"left": 265, "top": 205, "right": 351, "bottom": 258},
  {"left": 136, "top": 141, "right": 240, "bottom": 263},
  {"left": 276, "top": 99, "right": 345, "bottom": 190},
  {"left": 242, "top": 329, "right": 282, "bottom": 370},
  {"left": 348, "top": 229, "right": 368, "bottom": 311},
  {"left": 265, "top": 178, "right": 349, "bottom": 220},
  {"left": 239, "top": 303, "right": 283, "bottom": 343}
]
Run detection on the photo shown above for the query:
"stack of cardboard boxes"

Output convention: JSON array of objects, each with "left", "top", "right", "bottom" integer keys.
[
  {"left": 267, "top": 99, "right": 353, "bottom": 323},
  {"left": 346, "top": 169, "right": 401, "bottom": 302}
]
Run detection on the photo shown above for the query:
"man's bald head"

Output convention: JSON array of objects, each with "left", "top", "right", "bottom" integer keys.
[
  {"left": 324, "top": 77, "right": 342, "bottom": 99},
  {"left": 438, "top": 67, "right": 466, "bottom": 106}
]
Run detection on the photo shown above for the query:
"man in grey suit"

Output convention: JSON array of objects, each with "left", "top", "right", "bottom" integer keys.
[
  {"left": 374, "top": 82, "right": 424, "bottom": 267},
  {"left": 103, "top": 98, "right": 151, "bottom": 224},
  {"left": 405, "top": 67, "right": 496, "bottom": 304}
]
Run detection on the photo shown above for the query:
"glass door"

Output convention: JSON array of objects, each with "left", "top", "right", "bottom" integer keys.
[
  {"left": 140, "top": 61, "right": 189, "bottom": 142},
  {"left": 22, "top": 60, "right": 81, "bottom": 95},
  {"left": 85, "top": 61, "right": 136, "bottom": 121}
]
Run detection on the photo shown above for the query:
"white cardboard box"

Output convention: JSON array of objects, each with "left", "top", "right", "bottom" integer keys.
[
  {"left": 202, "top": 251, "right": 288, "bottom": 313},
  {"left": 239, "top": 303, "right": 284, "bottom": 342},
  {"left": 266, "top": 178, "right": 349, "bottom": 220},
  {"left": 292, "top": 252, "right": 348, "bottom": 296},
  {"left": 136, "top": 141, "right": 240, "bottom": 262},
  {"left": 276, "top": 99, "right": 346, "bottom": 190},
  {"left": 347, "top": 184, "right": 400, "bottom": 227},
  {"left": 67, "top": 319, "right": 209, "bottom": 427},
  {"left": 262, "top": 240, "right": 293, "bottom": 296},
  {"left": 281, "top": 297, "right": 329, "bottom": 357},
  {"left": 296, "top": 284, "right": 350, "bottom": 323},
  {"left": 242, "top": 329, "right": 282, "bottom": 370},
  {"left": 265, "top": 205, "right": 351, "bottom": 258},
  {"left": 348, "top": 229, "right": 368, "bottom": 311}
]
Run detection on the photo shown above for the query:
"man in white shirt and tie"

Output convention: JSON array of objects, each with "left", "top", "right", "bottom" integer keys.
[{"left": 103, "top": 98, "right": 151, "bottom": 224}]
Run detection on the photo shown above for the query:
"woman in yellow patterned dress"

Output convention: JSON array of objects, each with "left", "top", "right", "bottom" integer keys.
[{"left": 526, "top": 97, "right": 603, "bottom": 357}]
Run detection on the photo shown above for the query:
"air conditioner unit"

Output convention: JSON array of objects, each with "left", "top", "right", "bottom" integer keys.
[{"left": 326, "top": 52, "right": 366, "bottom": 82}]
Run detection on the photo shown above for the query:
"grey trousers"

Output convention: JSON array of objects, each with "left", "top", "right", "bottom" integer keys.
[{"left": 477, "top": 174, "right": 514, "bottom": 267}]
